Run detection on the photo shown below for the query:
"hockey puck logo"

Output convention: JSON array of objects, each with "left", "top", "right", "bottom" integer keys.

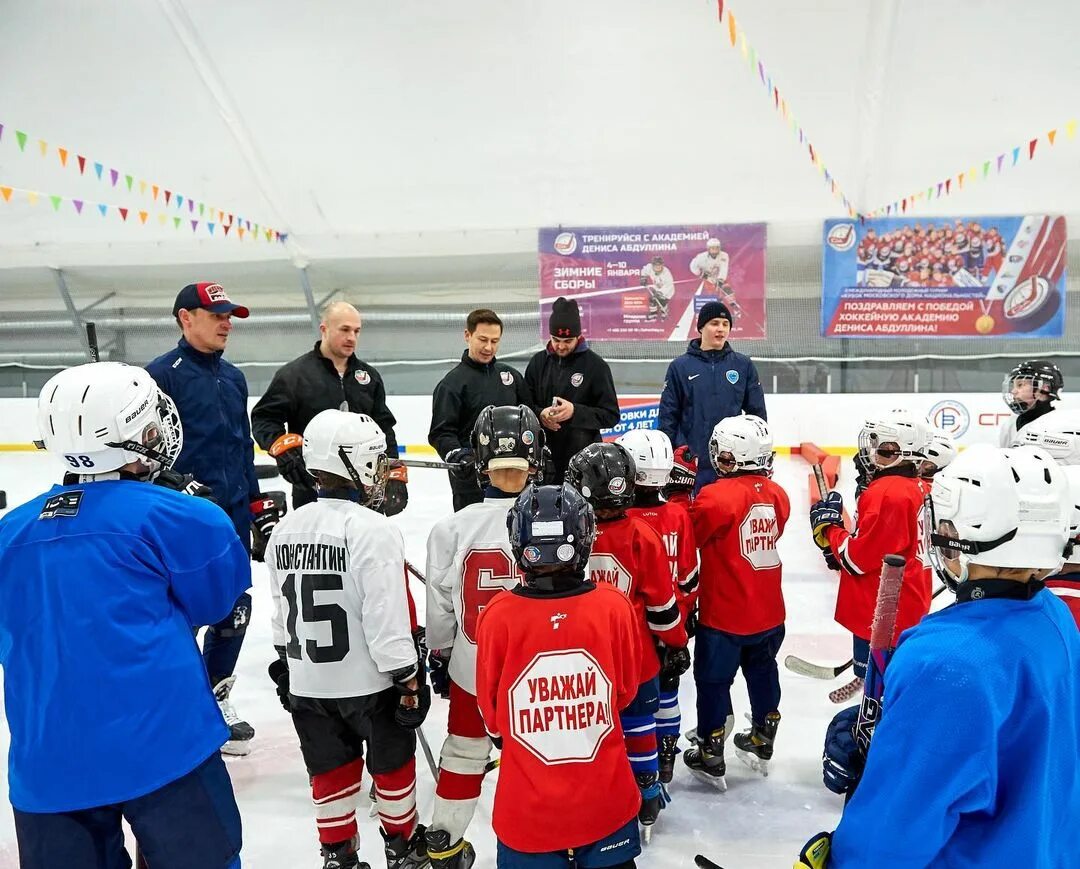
[
  {"left": 608, "top": 476, "right": 626, "bottom": 495},
  {"left": 556, "top": 544, "right": 576, "bottom": 562},
  {"left": 355, "top": 370, "right": 371, "bottom": 385},
  {"left": 826, "top": 222, "right": 856, "bottom": 252},
  {"left": 522, "top": 430, "right": 535, "bottom": 445},
  {"left": 1003, "top": 275, "right": 1059, "bottom": 332},
  {"left": 501, "top": 371, "right": 514, "bottom": 386},
  {"left": 523, "top": 545, "right": 542, "bottom": 564},
  {"left": 570, "top": 373, "right": 584, "bottom": 387},
  {"left": 553, "top": 232, "right": 578, "bottom": 256}
]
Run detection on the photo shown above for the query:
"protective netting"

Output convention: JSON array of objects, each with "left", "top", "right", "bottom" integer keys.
[{"left": 1, "top": 240, "right": 1078, "bottom": 399}]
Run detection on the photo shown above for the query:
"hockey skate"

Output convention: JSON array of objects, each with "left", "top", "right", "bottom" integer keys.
[
  {"left": 829, "top": 676, "right": 864, "bottom": 704},
  {"left": 383, "top": 824, "right": 431, "bottom": 869},
  {"left": 733, "top": 712, "right": 780, "bottom": 777},
  {"left": 682, "top": 727, "right": 727, "bottom": 792},
  {"left": 636, "top": 771, "right": 669, "bottom": 845},
  {"left": 658, "top": 734, "right": 680, "bottom": 784},
  {"left": 322, "top": 837, "right": 368, "bottom": 869},
  {"left": 213, "top": 675, "right": 254, "bottom": 756},
  {"left": 425, "top": 828, "right": 475, "bottom": 869}
]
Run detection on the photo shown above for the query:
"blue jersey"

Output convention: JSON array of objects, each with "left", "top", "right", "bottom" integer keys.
[
  {"left": 832, "top": 589, "right": 1080, "bottom": 868},
  {"left": 0, "top": 479, "right": 251, "bottom": 812}
]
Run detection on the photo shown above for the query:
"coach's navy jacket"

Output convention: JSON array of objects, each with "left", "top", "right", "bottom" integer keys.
[
  {"left": 658, "top": 339, "right": 767, "bottom": 492},
  {"left": 146, "top": 338, "right": 260, "bottom": 538}
]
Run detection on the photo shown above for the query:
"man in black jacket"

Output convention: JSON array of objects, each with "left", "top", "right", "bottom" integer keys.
[
  {"left": 525, "top": 297, "right": 620, "bottom": 484},
  {"left": 250, "top": 301, "right": 407, "bottom": 513},
  {"left": 428, "top": 309, "right": 534, "bottom": 511}
]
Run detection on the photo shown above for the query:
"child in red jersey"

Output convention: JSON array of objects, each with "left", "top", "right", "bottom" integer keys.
[
  {"left": 684, "top": 415, "right": 789, "bottom": 788},
  {"left": 616, "top": 429, "right": 699, "bottom": 784},
  {"left": 567, "top": 443, "right": 687, "bottom": 840}
]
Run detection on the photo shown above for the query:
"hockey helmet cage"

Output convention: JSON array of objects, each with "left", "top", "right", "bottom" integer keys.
[
  {"left": 857, "top": 409, "right": 931, "bottom": 472},
  {"left": 565, "top": 442, "right": 636, "bottom": 511},
  {"left": 471, "top": 404, "right": 544, "bottom": 474},
  {"left": 615, "top": 428, "right": 673, "bottom": 488},
  {"left": 303, "top": 410, "right": 389, "bottom": 501},
  {"left": 920, "top": 430, "right": 957, "bottom": 476},
  {"left": 1002, "top": 359, "right": 1063, "bottom": 413},
  {"left": 507, "top": 483, "right": 596, "bottom": 580}
]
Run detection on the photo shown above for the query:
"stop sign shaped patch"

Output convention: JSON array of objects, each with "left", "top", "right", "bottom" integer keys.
[{"left": 510, "top": 649, "right": 614, "bottom": 765}]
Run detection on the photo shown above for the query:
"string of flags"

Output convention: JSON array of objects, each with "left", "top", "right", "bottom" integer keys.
[{"left": 0, "top": 121, "right": 287, "bottom": 242}]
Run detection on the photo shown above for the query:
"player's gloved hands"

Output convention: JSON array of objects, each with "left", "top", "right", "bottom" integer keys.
[
  {"left": 853, "top": 452, "right": 872, "bottom": 500},
  {"left": 428, "top": 649, "right": 451, "bottom": 698},
  {"left": 445, "top": 448, "right": 475, "bottom": 481},
  {"left": 268, "top": 657, "right": 292, "bottom": 713},
  {"left": 392, "top": 665, "right": 431, "bottom": 729},
  {"left": 381, "top": 460, "right": 409, "bottom": 516},
  {"left": 659, "top": 645, "right": 691, "bottom": 681},
  {"left": 249, "top": 496, "right": 281, "bottom": 562},
  {"left": 822, "top": 548, "right": 841, "bottom": 571},
  {"left": 794, "top": 832, "right": 832, "bottom": 869},
  {"left": 810, "top": 491, "right": 844, "bottom": 550},
  {"left": 269, "top": 432, "right": 313, "bottom": 487},
  {"left": 823, "top": 705, "right": 863, "bottom": 795},
  {"left": 154, "top": 467, "right": 216, "bottom": 502},
  {"left": 684, "top": 599, "right": 699, "bottom": 638}
]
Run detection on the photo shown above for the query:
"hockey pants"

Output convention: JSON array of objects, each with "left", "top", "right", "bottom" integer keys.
[{"left": 694, "top": 624, "right": 784, "bottom": 735}]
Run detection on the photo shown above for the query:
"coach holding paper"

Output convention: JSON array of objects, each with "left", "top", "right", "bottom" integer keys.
[{"left": 659, "top": 301, "right": 766, "bottom": 493}]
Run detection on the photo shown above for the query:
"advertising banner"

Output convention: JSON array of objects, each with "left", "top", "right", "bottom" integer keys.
[
  {"left": 539, "top": 224, "right": 767, "bottom": 341},
  {"left": 822, "top": 215, "right": 1066, "bottom": 338}
]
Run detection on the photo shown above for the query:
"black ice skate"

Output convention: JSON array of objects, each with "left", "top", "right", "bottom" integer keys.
[
  {"left": 213, "top": 675, "right": 254, "bottom": 756},
  {"left": 322, "top": 838, "right": 368, "bottom": 869},
  {"left": 682, "top": 727, "right": 727, "bottom": 792},
  {"left": 733, "top": 711, "right": 780, "bottom": 777},
  {"left": 425, "top": 828, "right": 475, "bottom": 869},
  {"left": 658, "top": 734, "right": 680, "bottom": 784},
  {"left": 383, "top": 824, "right": 431, "bottom": 869},
  {"left": 636, "top": 771, "right": 669, "bottom": 845}
]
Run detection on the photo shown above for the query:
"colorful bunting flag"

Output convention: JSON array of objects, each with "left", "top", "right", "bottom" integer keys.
[
  {"left": 138, "top": 211, "right": 148, "bottom": 224},
  {"left": 1048, "top": 129, "right": 1057, "bottom": 146},
  {"left": 72, "top": 199, "right": 83, "bottom": 214},
  {"left": 109, "top": 168, "right": 119, "bottom": 186},
  {"left": 77, "top": 155, "right": 86, "bottom": 174},
  {"left": 0, "top": 187, "right": 11, "bottom": 202},
  {"left": 118, "top": 207, "right": 128, "bottom": 221},
  {"left": 15, "top": 131, "right": 27, "bottom": 151},
  {"left": 37, "top": 139, "right": 47, "bottom": 157},
  {"left": 57, "top": 147, "right": 68, "bottom": 167},
  {"left": 50, "top": 195, "right": 62, "bottom": 211}
]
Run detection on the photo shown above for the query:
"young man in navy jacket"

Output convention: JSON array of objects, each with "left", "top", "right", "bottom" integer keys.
[{"left": 658, "top": 302, "right": 766, "bottom": 493}]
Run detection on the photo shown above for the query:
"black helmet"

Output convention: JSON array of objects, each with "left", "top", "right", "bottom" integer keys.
[
  {"left": 565, "top": 442, "right": 636, "bottom": 511},
  {"left": 1002, "top": 359, "right": 1063, "bottom": 413},
  {"left": 507, "top": 483, "right": 596, "bottom": 582},
  {"left": 471, "top": 404, "right": 544, "bottom": 474}
]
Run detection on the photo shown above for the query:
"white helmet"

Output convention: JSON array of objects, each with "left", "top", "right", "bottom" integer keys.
[
  {"left": 857, "top": 409, "right": 930, "bottom": 471},
  {"left": 37, "top": 362, "right": 183, "bottom": 476},
  {"left": 709, "top": 414, "right": 773, "bottom": 475},
  {"left": 615, "top": 428, "right": 673, "bottom": 488},
  {"left": 707, "top": 237, "right": 722, "bottom": 251},
  {"left": 303, "top": 410, "right": 388, "bottom": 498},
  {"left": 929, "top": 445, "right": 1070, "bottom": 588},
  {"left": 1018, "top": 409, "right": 1080, "bottom": 465},
  {"left": 920, "top": 430, "right": 957, "bottom": 476}
]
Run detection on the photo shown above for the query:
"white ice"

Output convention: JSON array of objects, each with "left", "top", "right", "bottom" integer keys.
[{"left": 0, "top": 453, "right": 917, "bottom": 869}]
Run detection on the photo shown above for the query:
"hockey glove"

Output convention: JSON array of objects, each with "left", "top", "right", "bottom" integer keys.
[
  {"left": 391, "top": 664, "right": 431, "bottom": 729},
  {"left": 810, "top": 491, "right": 844, "bottom": 550},
  {"left": 382, "top": 460, "right": 409, "bottom": 516},
  {"left": 445, "top": 447, "right": 475, "bottom": 481},
  {"left": 794, "top": 832, "right": 832, "bottom": 869},
  {"left": 853, "top": 452, "right": 873, "bottom": 500},
  {"left": 684, "top": 599, "right": 699, "bottom": 638},
  {"left": 154, "top": 467, "right": 216, "bottom": 502},
  {"left": 823, "top": 705, "right": 864, "bottom": 795},
  {"left": 267, "top": 657, "right": 292, "bottom": 713},
  {"left": 269, "top": 432, "right": 313, "bottom": 487},
  {"left": 428, "top": 649, "right": 451, "bottom": 698},
  {"left": 249, "top": 496, "right": 282, "bottom": 562},
  {"left": 659, "top": 645, "right": 691, "bottom": 682},
  {"left": 822, "top": 548, "right": 841, "bottom": 572}
]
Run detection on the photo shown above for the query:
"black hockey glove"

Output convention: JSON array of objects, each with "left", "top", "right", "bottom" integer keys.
[
  {"left": 684, "top": 599, "right": 699, "bottom": 639},
  {"left": 428, "top": 649, "right": 451, "bottom": 699},
  {"left": 249, "top": 496, "right": 282, "bottom": 562},
  {"left": 391, "top": 664, "right": 431, "bottom": 729},
  {"left": 269, "top": 433, "right": 314, "bottom": 487},
  {"left": 822, "top": 548, "right": 841, "bottom": 572},
  {"left": 445, "top": 447, "right": 476, "bottom": 481},
  {"left": 382, "top": 461, "right": 409, "bottom": 516},
  {"left": 267, "top": 657, "right": 292, "bottom": 713},
  {"left": 154, "top": 467, "right": 216, "bottom": 502},
  {"left": 810, "top": 491, "right": 844, "bottom": 550},
  {"left": 659, "top": 645, "right": 691, "bottom": 682},
  {"left": 823, "top": 705, "right": 863, "bottom": 795}
]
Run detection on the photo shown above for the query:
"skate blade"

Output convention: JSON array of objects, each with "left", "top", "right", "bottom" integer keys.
[
  {"left": 687, "top": 767, "right": 727, "bottom": 792},
  {"left": 220, "top": 739, "right": 252, "bottom": 757},
  {"left": 735, "top": 748, "right": 769, "bottom": 777}
]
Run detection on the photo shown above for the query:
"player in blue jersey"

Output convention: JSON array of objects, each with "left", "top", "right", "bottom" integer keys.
[
  {"left": 796, "top": 444, "right": 1080, "bottom": 868},
  {"left": 0, "top": 362, "right": 251, "bottom": 868}
]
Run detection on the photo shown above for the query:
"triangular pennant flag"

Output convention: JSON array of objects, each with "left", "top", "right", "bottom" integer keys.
[
  {"left": 223, "top": 224, "right": 231, "bottom": 236},
  {"left": 1028, "top": 138, "right": 1038, "bottom": 159},
  {"left": 1067, "top": 119, "right": 1077, "bottom": 139},
  {"left": 968, "top": 166, "right": 977, "bottom": 183},
  {"left": 27, "top": 191, "right": 38, "bottom": 205},
  {"left": 73, "top": 199, "right": 84, "bottom": 214},
  {"left": 901, "top": 198, "right": 907, "bottom": 213},
  {"left": 758, "top": 61, "right": 765, "bottom": 85},
  {"left": 227, "top": 213, "right": 234, "bottom": 225},
  {"left": 152, "top": 185, "right": 159, "bottom": 200},
  {"left": 176, "top": 194, "right": 184, "bottom": 208},
  {"left": 927, "top": 186, "right": 933, "bottom": 199},
  {"left": 936, "top": 181, "right": 943, "bottom": 197},
  {"left": 740, "top": 32, "right": 748, "bottom": 59},
  {"left": 238, "top": 227, "right": 246, "bottom": 240},
  {"left": 780, "top": 98, "right": 787, "bottom": 119},
  {"left": 886, "top": 204, "right": 892, "bottom": 215},
  {"left": 0, "top": 123, "right": 4, "bottom": 142},
  {"left": 77, "top": 155, "right": 86, "bottom": 174},
  {"left": 945, "top": 178, "right": 952, "bottom": 194},
  {"left": 808, "top": 143, "right": 815, "bottom": 163},
  {"left": 199, "top": 203, "right": 205, "bottom": 216},
  {"left": 997, "top": 154, "right": 1005, "bottom": 172},
  {"left": 958, "top": 172, "right": 965, "bottom": 189},
  {"left": 118, "top": 207, "right": 128, "bottom": 221},
  {"left": 728, "top": 10, "right": 736, "bottom": 46},
  {"left": 50, "top": 195, "right": 62, "bottom": 211},
  {"left": 94, "top": 162, "right": 103, "bottom": 179},
  {"left": 717, "top": 0, "right": 723, "bottom": 22},
  {"left": 1012, "top": 146, "right": 1020, "bottom": 165},
  {"left": 188, "top": 199, "right": 195, "bottom": 212},
  {"left": 798, "top": 128, "right": 803, "bottom": 145},
  {"left": 217, "top": 210, "right": 224, "bottom": 222},
  {"left": 15, "top": 130, "right": 27, "bottom": 151},
  {"left": 140, "top": 180, "right": 147, "bottom": 195},
  {"left": 0, "top": 187, "right": 11, "bottom": 202},
  {"left": 57, "top": 147, "right": 68, "bottom": 167},
  {"left": 766, "top": 75, "right": 773, "bottom": 96},
  {"left": 164, "top": 190, "right": 172, "bottom": 205},
  {"left": 773, "top": 86, "right": 779, "bottom": 109},
  {"left": 983, "top": 160, "right": 990, "bottom": 177},
  {"left": 110, "top": 168, "right": 119, "bottom": 186},
  {"left": 125, "top": 174, "right": 133, "bottom": 191},
  {"left": 191, "top": 219, "right": 199, "bottom": 232},
  {"left": 1048, "top": 129, "right": 1057, "bottom": 146},
  {"left": 158, "top": 213, "right": 167, "bottom": 226},
  {"left": 208, "top": 222, "right": 216, "bottom": 235},
  {"left": 138, "top": 211, "right": 148, "bottom": 224},
  {"left": 174, "top": 216, "right": 182, "bottom": 229},
  {"left": 830, "top": 179, "right": 836, "bottom": 194},
  {"left": 98, "top": 203, "right": 108, "bottom": 217},
  {"left": 37, "top": 139, "right": 47, "bottom": 156},
  {"left": 245, "top": 220, "right": 251, "bottom": 230}
]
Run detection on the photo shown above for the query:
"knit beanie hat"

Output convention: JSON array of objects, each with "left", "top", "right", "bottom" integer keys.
[
  {"left": 549, "top": 297, "right": 582, "bottom": 338},
  {"left": 697, "top": 301, "right": 733, "bottom": 331}
]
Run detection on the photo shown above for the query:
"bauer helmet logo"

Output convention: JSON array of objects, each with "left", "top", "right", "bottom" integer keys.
[{"left": 553, "top": 232, "right": 578, "bottom": 256}]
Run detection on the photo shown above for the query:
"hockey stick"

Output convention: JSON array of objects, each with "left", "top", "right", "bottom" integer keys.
[
  {"left": 694, "top": 855, "right": 726, "bottom": 869},
  {"left": 86, "top": 322, "right": 100, "bottom": 362},
  {"left": 405, "top": 561, "right": 426, "bottom": 585},
  {"left": 812, "top": 462, "right": 829, "bottom": 498},
  {"left": 254, "top": 464, "right": 280, "bottom": 479},
  {"left": 398, "top": 457, "right": 471, "bottom": 472}
]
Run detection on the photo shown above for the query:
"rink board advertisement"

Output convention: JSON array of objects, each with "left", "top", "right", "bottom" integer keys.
[
  {"left": 821, "top": 215, "right": 1067, "bottom": 338},
  {"left": 538, "top": 223, "right": 767, "bottom": 341}
]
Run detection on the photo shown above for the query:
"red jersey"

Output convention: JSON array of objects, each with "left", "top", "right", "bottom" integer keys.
[
  {"left": 588, "top": 515, "right": 687, "bottom": 683},
  {"left": 827, "top": 472, "right": 931, "bottom": 641},
  {"left": 1046, "top": 573, "right": 1080, "bottom": 629},
  {"left": 628, "top": 499, "right": 700, "bottom": 616},
  {"left": 475, "top": 584, "right": 641, "bottom": 852},
  {"left": 691, "top": 474, "right": 790, "bottom": 635}
]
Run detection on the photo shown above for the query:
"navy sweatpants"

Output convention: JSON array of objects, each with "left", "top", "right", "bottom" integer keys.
[{"left": 693, "top": 624, "right": 785, "bottom": 736}]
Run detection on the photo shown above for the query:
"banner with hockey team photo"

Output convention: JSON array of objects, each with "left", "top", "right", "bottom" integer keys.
[
  {"left": 821, "top": 215, "right": 1067, "bottom": 338},
  {"left": 538, "top": 223, "right": 767, "bottom": 341}
]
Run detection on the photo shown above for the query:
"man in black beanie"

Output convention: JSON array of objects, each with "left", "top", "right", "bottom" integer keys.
[
  {"left": 658, "top": 300, "right": 766, "bottom": 493},
  {"left": 525, "top": 297, "right": 620, "bottom": 484}
]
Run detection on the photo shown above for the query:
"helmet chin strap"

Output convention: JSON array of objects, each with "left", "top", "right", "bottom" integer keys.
[
  {"left": 336, "top": 446, "right": 386, "bottom": 509},
  {"left": 104, "top": 439, "right": 171, "bottom": 481}
]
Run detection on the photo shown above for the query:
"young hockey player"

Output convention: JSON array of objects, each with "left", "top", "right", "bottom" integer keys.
[
  {"left": 684, "top": 415, "right": 789, "bottom": 787},
  {"left": 999, "top": 358, "right": 1063, "bottom": 447},
  {"left": 266, "top": 409, "right": 430, "bottom": 869},
  {"left": 0, "top": 362, "right": 249, "bottom": 868},
  {"left": 616, "top": 428, "right": 698, "bottom": 784},
  {"left": 1017, "top": 407, "right": 1080, "bottom": 465},
  {"left": 566, "top": 443, "right": 687, "bottom": 839},
  {"left": 811, "top": 410, "right": 933, "bottom": 702},
  {"left": 476, "top": 483, "right": 643, "bottom": 868},
  {"left": 799, "top": 445, "right": 1080, "bottom": 867},
  {"left": 423, "top": 404, "right": 544, "bottom": 869}
]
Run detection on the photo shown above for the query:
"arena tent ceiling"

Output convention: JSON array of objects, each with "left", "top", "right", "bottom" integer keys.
[{"left": 0, "top": 0, "right": 1077, "bottom": 273}]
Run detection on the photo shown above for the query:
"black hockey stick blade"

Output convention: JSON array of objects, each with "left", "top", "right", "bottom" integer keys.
[
  {"left": 86, "top": 322, "right": 100, "bottom": 363},
  {"left": 695, "top": 855, "right": 725, "bottom": 869},
  {"left": 254, "top": 464, "right": 280, "bottom": 479},
  {"left": 784, "top": 654, "right": 853, "bottom": 680}
]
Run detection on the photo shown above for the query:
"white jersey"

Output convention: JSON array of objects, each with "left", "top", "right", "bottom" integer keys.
[
  {"left": 268, "top": 496, "right": 417, "bottom": 699},
  {"left": 425, "top": 494, "right": 523, "bottom": 696},
  {"left": 689, "top": 250, "right": 729, "bottom": 283},
  {"left": 640, "top": 265, "right": 675, "bottom": 301},
  {"left": 999, "top": 415, "right": 1020, "bottom": 448}
]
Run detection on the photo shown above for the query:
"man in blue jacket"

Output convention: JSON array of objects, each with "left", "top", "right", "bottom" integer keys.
[
  {"left": 658, "top": 301, "right": 766, "bottom": 493},
  {"left": 147, "top": 282, "right": 277, "bottom": 755}
]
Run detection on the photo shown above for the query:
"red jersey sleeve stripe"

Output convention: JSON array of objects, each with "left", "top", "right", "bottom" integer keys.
[{"left": 838, "top": 539, "right": 865, "bottom": 575}]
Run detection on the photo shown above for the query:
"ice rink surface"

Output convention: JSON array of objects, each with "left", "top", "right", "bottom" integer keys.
[{"left": 0, "top": 452, "right": 914, "bottom": 868}]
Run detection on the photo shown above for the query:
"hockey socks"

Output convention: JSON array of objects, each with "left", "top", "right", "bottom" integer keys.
[
  {"left": 655, "top": 688, "right": 682, "bottom": 784},
  {"left": 313, "top": 758, "right": 364, "bottom": 845},
  {"left": 373, "top": 756, "right": 419, "bottom": 841},
  {"left": 620, "top": 711, "right": 659, "bottom": 780}
]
